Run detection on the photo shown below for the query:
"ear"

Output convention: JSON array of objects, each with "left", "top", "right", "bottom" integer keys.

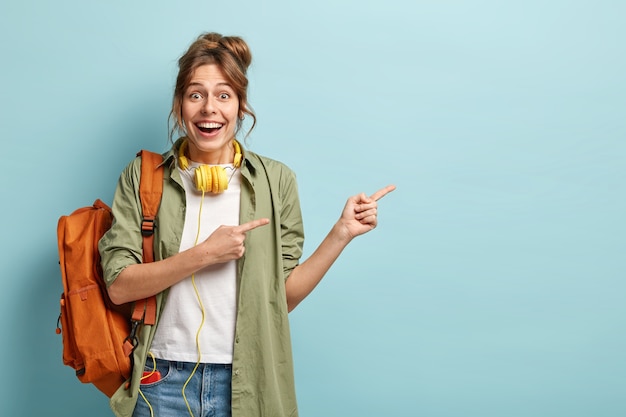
[{"left": 238, "top": 100, "right": 248, "bottom": 120}]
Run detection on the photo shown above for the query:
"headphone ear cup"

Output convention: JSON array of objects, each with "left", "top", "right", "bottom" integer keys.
[
  {"left": 193, "top": 165, "right": 209, "bottom": 193},
  {"left": 212, "top": 166, "right": 220, "bottom": 192},
  {"left": 215, "top": 166, "right": 228, "bottom": 192},
  {"left": 193, "top": 165, "right": 229, "bottom": 193}
]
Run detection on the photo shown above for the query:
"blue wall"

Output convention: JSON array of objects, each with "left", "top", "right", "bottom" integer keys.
[{"left": 1, "top": 1, "right": 624, "bottom": 416}]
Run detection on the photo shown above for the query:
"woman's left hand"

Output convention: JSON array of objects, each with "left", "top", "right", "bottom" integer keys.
[
  {"left": 337, "top": 184, "right": 396, "bottom": 240},
  {"left": 285, "top": 184, "right": 396, "bottom": 311}
]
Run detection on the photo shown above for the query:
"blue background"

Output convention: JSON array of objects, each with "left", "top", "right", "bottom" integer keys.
[{"left": 1, "top": 0, "right": 624, "bottom": 416}]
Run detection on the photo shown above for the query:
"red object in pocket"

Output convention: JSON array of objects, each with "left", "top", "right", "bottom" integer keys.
[{"left": 141, "top": 370, "right": 162, "bottom": 384}]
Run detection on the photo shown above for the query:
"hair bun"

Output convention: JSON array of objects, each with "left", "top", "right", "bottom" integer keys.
[{"left": 200, "top": 32, "right": 252, "bottom": 71}]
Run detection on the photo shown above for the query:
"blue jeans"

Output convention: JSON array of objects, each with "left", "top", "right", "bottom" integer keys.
[{"left": 133, "top": 358, "right": 232, "bottom": 417}]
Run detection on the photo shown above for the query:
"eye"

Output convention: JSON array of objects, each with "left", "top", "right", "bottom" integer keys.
[
  {"left": 219, "top": 92, "right": 231, "bottom": 100},
  {"left": 188, "top": 92, "right": 202, "bottom": 101}
]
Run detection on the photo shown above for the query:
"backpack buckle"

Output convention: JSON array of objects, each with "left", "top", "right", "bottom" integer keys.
[{"left": 141, "top": 218, "right": 155, "bottom": 236}]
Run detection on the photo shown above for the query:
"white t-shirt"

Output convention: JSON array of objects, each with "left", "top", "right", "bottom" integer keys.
[{"left": 150, "top": 163, "right": 241, "bottom": 364}]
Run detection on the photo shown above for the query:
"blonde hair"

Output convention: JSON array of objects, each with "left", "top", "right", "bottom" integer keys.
[{"left": 169, "top": 32, "right": 256, "bottom": 141}]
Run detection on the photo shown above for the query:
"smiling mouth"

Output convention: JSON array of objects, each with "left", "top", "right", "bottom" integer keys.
[{"left": 197, "top": 122, "right": 223, "bottom": 134}]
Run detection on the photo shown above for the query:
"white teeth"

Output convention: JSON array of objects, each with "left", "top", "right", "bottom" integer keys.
[{"left": 197, "top": 122, "right": 223, "bottom": 128}]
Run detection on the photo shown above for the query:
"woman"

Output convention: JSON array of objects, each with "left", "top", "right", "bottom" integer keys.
[{"left": 99, "top": 32, "right": 395, "bottom": 417}]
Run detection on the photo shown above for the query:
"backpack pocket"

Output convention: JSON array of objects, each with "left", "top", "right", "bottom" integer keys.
[{"left": 64, "top": 282, "right": 131, "bottom": 396}]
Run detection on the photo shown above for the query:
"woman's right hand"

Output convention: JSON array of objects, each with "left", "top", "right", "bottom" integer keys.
[
  {"left": 108, "top": 218, "right": 269, "bottom": 304},
  {"left": 199, "top": 218, "right": 270, "bottom": 265}
]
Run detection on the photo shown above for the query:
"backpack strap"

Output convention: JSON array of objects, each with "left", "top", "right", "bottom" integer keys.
[
  {"left": 135, "top": 150, "right": 163, "bottom": 326},
  {"left": 123, "top": 150, "right": 163, "bottom": 371},
  {"left": 138, "top": 149, "right": 163, "bottom": 264}
]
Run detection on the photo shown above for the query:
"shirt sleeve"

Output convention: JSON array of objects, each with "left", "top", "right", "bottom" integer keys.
[
  {"left": 98, "top": 157, "right": 144, "bottom": 287},
  {"left": 278, "top": 166, "right": 305, "bottom": 281}
]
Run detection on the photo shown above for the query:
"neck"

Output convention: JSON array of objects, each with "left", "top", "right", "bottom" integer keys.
[{"left": 179, "top": 138, "right": 240, "bottom": 168}]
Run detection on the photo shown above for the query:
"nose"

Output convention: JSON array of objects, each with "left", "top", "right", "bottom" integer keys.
[{"left": 202, "top": 96, "right": 216, "bottom": 114}]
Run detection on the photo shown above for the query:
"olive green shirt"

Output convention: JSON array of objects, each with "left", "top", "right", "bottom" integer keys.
[{"left": 99, "top": 138, "right": 304, "bottom": 417}]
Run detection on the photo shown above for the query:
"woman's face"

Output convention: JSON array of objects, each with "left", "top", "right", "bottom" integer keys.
[{"left": 181, "top": 64, "right": 240, "bottom": 164}]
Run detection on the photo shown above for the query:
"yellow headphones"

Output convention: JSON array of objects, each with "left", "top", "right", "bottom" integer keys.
[{"left": 178, "top": 139, "right": 243, "bottom": 193}]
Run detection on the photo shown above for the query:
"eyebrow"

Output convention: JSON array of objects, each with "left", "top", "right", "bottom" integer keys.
[{"left": 187, "top": 81, "right": 233, "bottom": 89}]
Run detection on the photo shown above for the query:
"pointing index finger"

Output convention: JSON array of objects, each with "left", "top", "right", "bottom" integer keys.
[
  {"left": 370, "top": 184, "right": 396, "bottom": 202},
  {"left": 237, "top": 218, "right": 270, "bottom": 233}
]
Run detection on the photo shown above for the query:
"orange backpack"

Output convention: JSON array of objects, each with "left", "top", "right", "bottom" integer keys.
[{"left": 56, "top": 150, "right": 163, "bottom": 397}]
